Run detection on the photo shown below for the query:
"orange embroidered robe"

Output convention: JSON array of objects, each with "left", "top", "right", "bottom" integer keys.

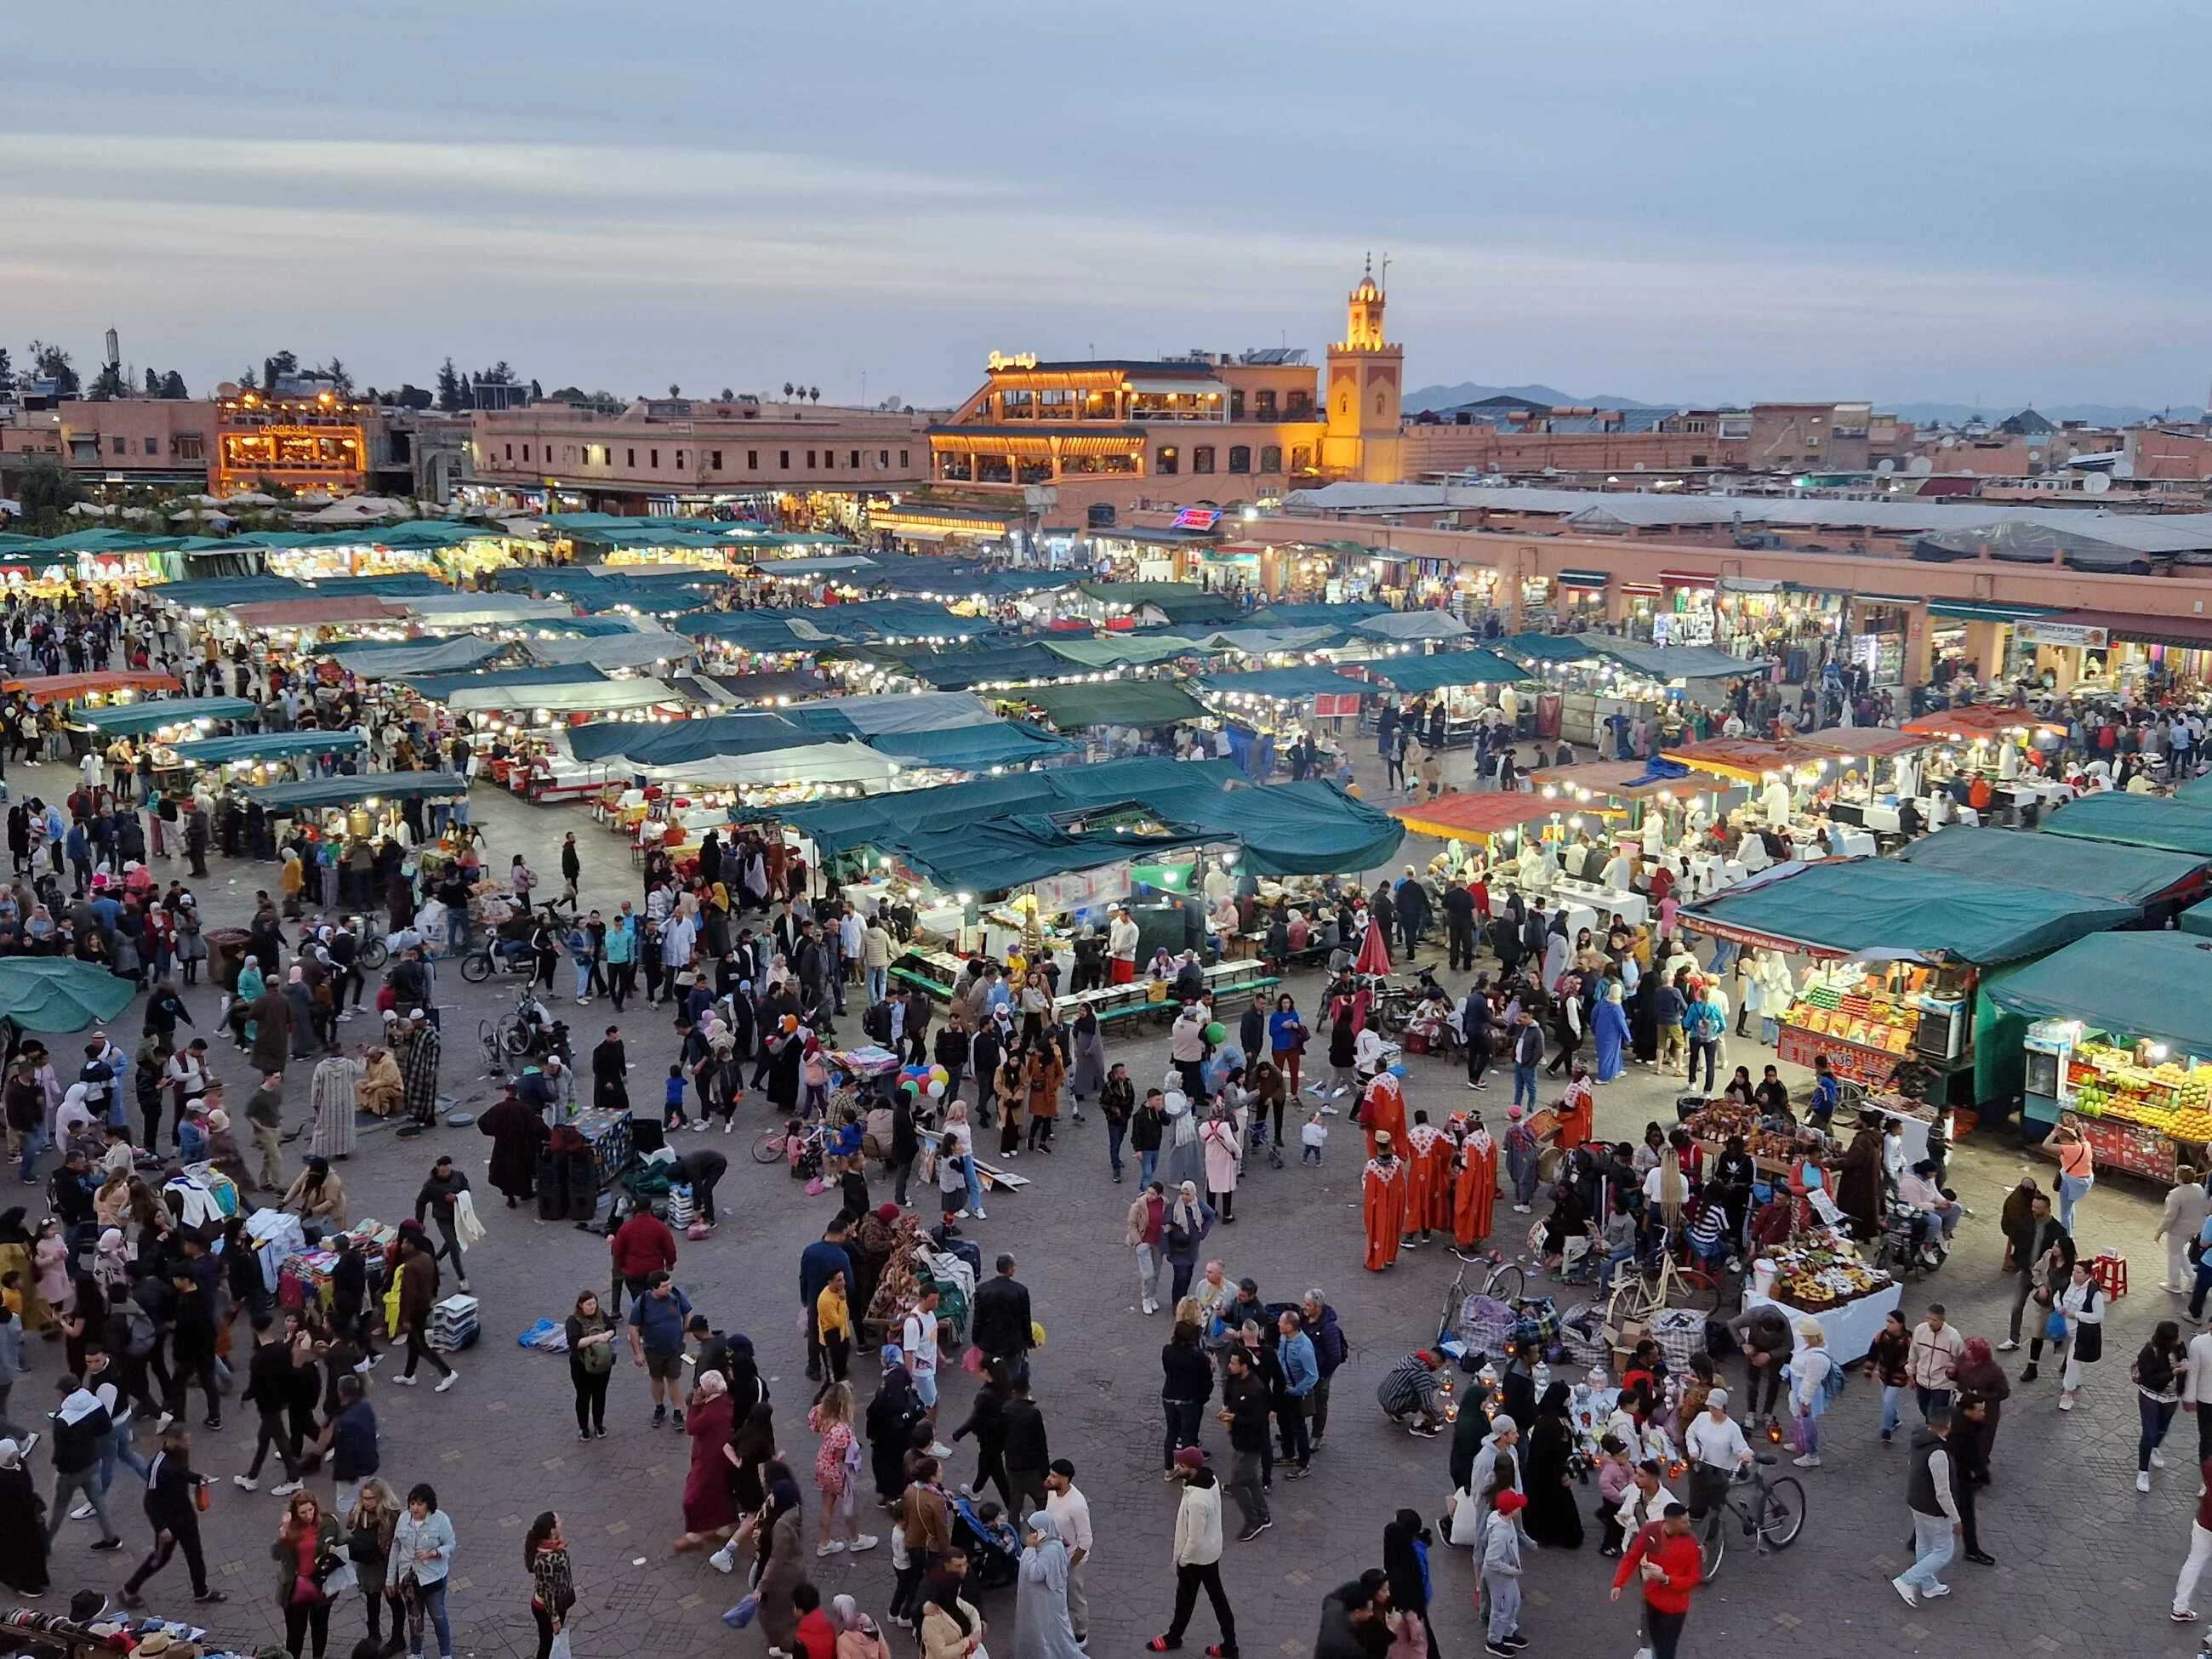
[
  {"left": 1363, "top": 1156, "right": 1408, "bottom": 1272},
  {"left": 1454, "top": 1131, "right": 1498, "bottom": 1246}
]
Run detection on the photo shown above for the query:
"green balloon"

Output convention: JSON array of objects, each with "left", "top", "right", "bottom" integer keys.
[{"left": 1203, "top": 1022, "right": 1227, "bottom": 1046}]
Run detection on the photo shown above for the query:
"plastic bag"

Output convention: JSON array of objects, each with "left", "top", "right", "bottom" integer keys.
[{"left": 722, "top": 1594, "right": 760, "bottom": 1630}]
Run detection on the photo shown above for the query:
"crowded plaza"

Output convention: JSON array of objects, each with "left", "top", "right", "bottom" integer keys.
[{"left": 0, "top": 512, "right": 2207, "bottom": 1659}]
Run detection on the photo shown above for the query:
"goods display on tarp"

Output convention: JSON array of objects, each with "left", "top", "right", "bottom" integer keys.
[{"left": 1740, "top": 1189, "right": 1901, "bottom": 1361}]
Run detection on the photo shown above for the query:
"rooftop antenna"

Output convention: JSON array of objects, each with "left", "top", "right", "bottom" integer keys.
[{"left": 1380, "top": 252, "right": 1392, "bottom": 288}]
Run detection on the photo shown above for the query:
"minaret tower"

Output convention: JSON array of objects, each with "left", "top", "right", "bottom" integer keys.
[{"left": 1323, "top": 254, "right": 1404, "bottom": 482}]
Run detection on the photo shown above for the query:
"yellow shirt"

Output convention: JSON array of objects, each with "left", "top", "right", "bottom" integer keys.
[{"left": 816, "top": 1281, "right": 853, "bottom": 1343}]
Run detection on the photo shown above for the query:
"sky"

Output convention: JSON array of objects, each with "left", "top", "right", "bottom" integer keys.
[{"left": 7, "top": 0, "right": 2209, "bottom": 413}]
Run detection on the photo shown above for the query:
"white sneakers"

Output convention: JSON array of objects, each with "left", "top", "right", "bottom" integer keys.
[
  {"left": 1792, "top": 1454, "right": 1821, "bottom": 1468},
  {"left": 2153, "top": 1449, "right": 2168, "bottom": 1469},
  {"left": 271, "top": 1480, "right": 302, "bottom": 1497},
  {"left": 817, "top": 1542, "right": 845, "bottom": 1558},
  {"left": 2140, "top": 1472, "right": 2155, "bottom": 1492},
  {"left": 710, "top": 1543, "right": 736, "bottom": 1574},
  {"left": 1141, "top": 1298, "right": 1158, "bottom": 1316},
  {"left": 436, "top": 1371, "right": 459, "bottom": 1393}
]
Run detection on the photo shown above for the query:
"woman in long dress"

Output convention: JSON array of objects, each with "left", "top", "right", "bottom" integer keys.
[
  {"left": 1067, "top": 1006, "right": 1107, "bottom": 1114},
  {"left": 308, "top": 1051, "right": 362, "bottom": 1159},
  {"left": 0, "top": 1437, "right": 49, "bottom": 1598},
  {"left": 1162, "top": 1091, "right": 1204, "bottom": 1193},
  {"left": 1012, "top": 1510, "right": 1086, "bottom": 1659},
  {"left": 676, "top": 1370, "right": 738, "bottom": 1553},
  {"left": 1591, "top": 982, "right": 1631, "bottom": 1083},
  {"left": 1520, "top": 1382, "right": 1585, "bottom": 1549}
]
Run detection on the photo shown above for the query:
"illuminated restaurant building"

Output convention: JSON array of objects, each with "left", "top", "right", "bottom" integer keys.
[
  {"left": 212, "top": 387, "right": 373, "bottom": 498},
  {"left": 923, "top": 266, "right": 1408, "bottom": 523}
]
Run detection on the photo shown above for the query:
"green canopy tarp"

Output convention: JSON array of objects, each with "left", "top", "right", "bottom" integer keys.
[
  {"left": 862, "top": 722, "right": 1076, "bottom": 771},
  {"left": 1982, "top": 932, "right": 2212, "bottom": 1058},
  {"left": 248, "top": 772, "right": 470, "bottom": 813},
  {"left": 766, "top": 757, "right": 1400, "bottom": 889},
  {"left": 398, "top": 663, "right": 604, "bottom": 703},
  {"left": 899, "top": 646, "right": 1082, "bottom": 690},
  {"left": 1194, "top": 665, "right": 1367, "bottom": 701},
  {"left": 1358, "top": 649, "right": 1530, "bottom": 693},
  {"left": 1578, "top": 636, "right": 1765, "bottom": 681},
  {"left": 1679, "top": 858, "right": 2135, "bottom": 966},
  {"left": 1043, "top": 636, "right": 1196, "bottom": 669},
  {"left": 0, "top": 958, "right": 137, "bottom": 1033},
  {"left": 1024, "top": 680, "right": 1208, "bottom": 729},
  {"left": 80, "top": 696, "right": 256, "bottom": 735},
  {"left": 1895, "top": 823, "right": 2208, "bottom": 907},
  {"left": 1497, "top": 632, "right": 1599, "bottom": 664},
  {"left": 167, "top": 730, "right": 368, "bottom": 767},
  {"left": 2183, "top": 898, "right": 2212, "bottom": 938},
  {"left": 2177, "top": 774, "right": 2212, "bottom": 807},
  {"left": 1079, "top": 581, "right": 1204, "bottom": 607},
  {"left": 2038, "top": 794, "right": 2212, "bottom": 858}
]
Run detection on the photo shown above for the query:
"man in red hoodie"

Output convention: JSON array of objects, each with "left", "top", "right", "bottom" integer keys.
[
  {"left": 608, "top": 1206, "right": 678, "bottom": 1319},
  {"left": 1611, "top": 1502, "right": 1702, "bottom": 1659}
]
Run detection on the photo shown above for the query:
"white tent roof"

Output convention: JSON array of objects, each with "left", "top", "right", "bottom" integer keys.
[
  {"left": 403, "top": 593, "right": 575, "bottom": 627},
  {"left": 1351, "top": 610, "right": 1471, "bottom": 641},
  {"left": 635, "top": 742, "right": 900, "bottom": 790},
  {"left": 446, "top": 677, "right": 682, "bottom": 715}
]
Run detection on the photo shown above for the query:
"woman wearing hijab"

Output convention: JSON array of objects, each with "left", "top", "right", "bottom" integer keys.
[
  {"left": 1012, "top": 1510, "right": 1086, "bottom": 1659},
  {"left": 1592, "top": 981, "right": 1631, "bottom": 1083},
  {"left": 834, "top": 1594, "right": 892, "bottom": 1659},
  {"left": 676, "top": 1369, "right": 738, "bottom": 1554},
  {"left": 747, "top": 1473, "right": 808, "bottom": 1657},
  {"left": 1381, "top": 1509, "right": 1440, "bottom": 1659},
  {"left": 0, "top": 1437, "right": 49, "bottom": 1598},
  {"left": 867, "top": 1348, "right": 926, "bottom": 1507},
  {"left": 1161, "top": 1182, "right": 1214, "bottom": 1307},
  {"left": 1162, "top": 1090, "right": 1204, "bottom": 1193},
  {"left": 1067, "top": 1005, "right": 1107, "bottom": 1119},
  {"left": 1520, "top": 1381, "right": 1585, "bottom": 1548}
]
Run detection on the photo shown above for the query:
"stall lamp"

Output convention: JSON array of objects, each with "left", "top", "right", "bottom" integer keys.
[{"left": 2150, "top": 1043, "right": 2170, "bottom": 1061}]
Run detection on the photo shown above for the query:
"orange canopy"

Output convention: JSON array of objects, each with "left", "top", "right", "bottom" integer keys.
[
  {"left": 3, "top": 670, "right": 183, "bottom": 698},
  {"left": 1394, "top": 790, "right": 1604, "bottom": 841},
  {"left": 1901, "top": 705, "right": 2064, "bottom": 742}
]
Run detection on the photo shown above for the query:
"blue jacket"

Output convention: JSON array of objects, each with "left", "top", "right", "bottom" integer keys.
[
  {"left": 1308, "top": 1304, "right": 1347, "bottom": 1377},
  {"left": 1278, "top": 1331, "right": 1318, "bottom": 1398},
  {"left": 800, "top": 1238, "right": 853, "bottom": 1308}
]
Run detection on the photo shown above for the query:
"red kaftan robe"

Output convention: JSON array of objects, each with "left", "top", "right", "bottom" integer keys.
[
  {"left": 1453, "top": 1131, "right": 1498, "bottom": 1246},
  {"left": 1363, "top": 1157, "right": 1408, "bottom": 1272}
]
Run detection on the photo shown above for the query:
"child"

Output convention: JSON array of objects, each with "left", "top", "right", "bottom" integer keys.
[
  {"left": 1300, "top": 1109, "right": 1327, "bottom": 1166},
  {"left": 664, "top": 1063, "right": 687, "bottom": 1132}
]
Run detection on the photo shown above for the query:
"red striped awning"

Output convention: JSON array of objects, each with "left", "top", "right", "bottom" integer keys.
[{"left": 1658, "top": 569, "right": 1719, "bottom": 590}]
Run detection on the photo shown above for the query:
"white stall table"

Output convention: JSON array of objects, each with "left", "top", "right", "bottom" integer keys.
[{"left": 1745, "top": 1281, "right": 1901, "bottom": 1365}]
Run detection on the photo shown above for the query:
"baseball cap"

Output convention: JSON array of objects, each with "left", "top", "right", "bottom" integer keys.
[{"left": 1172, "top": 1446, "right": 1206, "bottom": 1469}]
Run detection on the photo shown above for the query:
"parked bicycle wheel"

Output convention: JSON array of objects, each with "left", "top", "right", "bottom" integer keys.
[
  {"left": 750, "top": 1127, "right": 788, "bottom": 1166},
  {"left": 1697, "top": 1508, "right": 1728, "bottom": 1582},
  {"left": 1484, "top": 1263, "right": 1525, "bottom": 1303}
]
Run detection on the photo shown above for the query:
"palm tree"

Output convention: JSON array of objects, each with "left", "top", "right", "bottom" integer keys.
[
  {"left": 783, "top": 382, "right": 794, "bottom": 399},
  {"left": 808, "top": 385, "right": 820, "bottom": 404}
]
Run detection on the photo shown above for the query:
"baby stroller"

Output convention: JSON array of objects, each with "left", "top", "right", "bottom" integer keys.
[{"left": 949, "top": 1494, "right": 1022, "bottom": 1593}]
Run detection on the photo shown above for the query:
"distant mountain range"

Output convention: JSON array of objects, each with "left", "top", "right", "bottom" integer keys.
[
  {"left": 1404, "top": 382, "right": 1671, "bottom": 413},
  {"left": 1405, "top": 382, "right": 2194, "bottom": 430}
]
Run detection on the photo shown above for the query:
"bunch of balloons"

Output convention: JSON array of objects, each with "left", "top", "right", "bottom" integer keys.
[{"left": 898, "top": 1063, "right": 953, "bottom": 1100}]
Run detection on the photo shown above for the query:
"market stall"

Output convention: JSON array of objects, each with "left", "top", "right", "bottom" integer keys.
[
  {"left": 1990, "top": 931, "right": 2212, "bottom": 1179},
  {"left": 77, "top": 694, "right": 257, "bottom": 740},
  {"left": 1682, "top": 857, "right": 2138, "bottom": 1106}
]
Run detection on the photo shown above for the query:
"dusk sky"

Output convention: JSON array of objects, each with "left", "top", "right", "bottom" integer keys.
[{"left": 9, "top": 0, "right": 2208, "bottom": 412}]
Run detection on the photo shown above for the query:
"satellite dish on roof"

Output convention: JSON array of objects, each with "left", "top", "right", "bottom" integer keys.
[
  {"left": 1875, "top": 459, "right": 1895, "bottom": 475},
  {"left": 2027, "top": 449, "right": 2043, "bottom": 464},
  {"left": 1907, "top": 457, "right": 1932, "bottom": 475},
  {"left": 1939, "top": 435, "right": 1957, "bottom": 448},
  {"left": 2083, "top": 472, "right": 2112, "bottom": 494}
]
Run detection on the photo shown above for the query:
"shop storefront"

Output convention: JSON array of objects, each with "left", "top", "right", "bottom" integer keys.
[{"left": 1651, "top": 570, "right": 1717, "bottom": 646}]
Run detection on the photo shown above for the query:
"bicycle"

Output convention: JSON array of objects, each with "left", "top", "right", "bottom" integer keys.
[
  {"left": 1696, "top": 1454, "right": 1805, "bottom": 1581},
  {"left": 752, "top": 1118, "right": 832, "bottom": 1168},
  {"left": 1446, "top": 1246, "right": 1526, "bottom": 1304},
  {"left": 1605, "top": 1231, "right": 1724, "bottom": 1328}
]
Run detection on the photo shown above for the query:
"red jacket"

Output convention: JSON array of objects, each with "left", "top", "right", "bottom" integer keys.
[
  {"left": 609, "top": 1213, "right": 678, "bottom": 1280},
  {"left": 1612, "top": 1522, "right": 1702, "bottom": 1615},
  {"left": 795, "top": 1607, "right": 836, "bottom": 1659}
]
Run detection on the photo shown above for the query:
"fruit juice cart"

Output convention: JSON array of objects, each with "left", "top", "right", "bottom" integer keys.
[{"left": 1993, "top": 932, "right": 2212, "bottom": 1187}]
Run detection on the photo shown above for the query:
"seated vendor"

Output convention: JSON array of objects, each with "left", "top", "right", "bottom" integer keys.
[
  {"left": 1898, "top": 1160, "right": 1963, "bottom": 1239},
  {"left": 1752, "top": 1064, "right": 1793, "bottom": 1125}
]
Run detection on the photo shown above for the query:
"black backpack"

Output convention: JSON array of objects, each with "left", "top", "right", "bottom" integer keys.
[{"left": 862, "top": 1001, "right": 893, "bottom": 1043}]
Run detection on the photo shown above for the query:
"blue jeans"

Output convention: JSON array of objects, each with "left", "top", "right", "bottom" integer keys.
[
  {"left": 96, "top": 1420, "right": 150, "bottom": 1494},
  {"left": 2057, "top": 1172, "right": 2092, "bottom": 1232},
  {"left": 2192, "top": 1257, "right": 2212, "bottom": 1321},
  {"left": 1880, "top": 1384, "right": 1904, "bottom": 1436},
  {"left": 963, "top": 1158, "right": 984, "bottom": 1215},
  {"left": 407, "top": 1576, "right": 452, "bottom": 1658},
  {"left": 1139, "top": 1148, "right": 1160, "bottom": 1188},
  {"left": 573, "top": 961, "right": 592, "bottom": 998},
  {"left": 1900, "top": 1510, "right": 1954, "bottom": 1592},
  {"left": 2141, "top": 1393, "right": 2179, "bottom": 1472},
  {"left": 1107, "top": 1120, "right": 1126, "bottom": 1179},
  {"left": 866, "top": 966, "right": 887, "bottom": 1006},
  {"left": 1597, "top": 1246, "right": 1637, "bottom": 1292},
  {"left": 1513, "top": 1063, "right": 1538, "bottom": 1109}
]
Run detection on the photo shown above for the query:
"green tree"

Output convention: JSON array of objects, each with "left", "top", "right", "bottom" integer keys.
[
  {"left": 808, "top": 385, "right": 820, "bottom": 403},
  {"left": 669, "top": 383, "right": 681, "bottom": 397},
  {"left": 237, "top": 364, "right": 258, "bottom": 391},
  {"left": 435, "top": 358, "right": 463, "bottom": 413},
  {"left": 783, "top": 382, "right": 794, "bottom": 398},
  {"left": 160, "top": 370, "right": 189, "bottom": 399},
  {"left": 27, "top": 341, "right": 79, "bottom": 396},
  {"left": 262, "top": 350, "right": 299, "bottom": 391},
  {"left": 321, "top": 357, "right": 352, "bottom": 394},
  {"left": 0, "top": 345, "right": 13, "bottom": 390},
  {"left": 89, "top": 362, "right": 126, "bottom": 400},
  {"left": 18, "top": 459, "right": 83, "bottom": 533}
]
